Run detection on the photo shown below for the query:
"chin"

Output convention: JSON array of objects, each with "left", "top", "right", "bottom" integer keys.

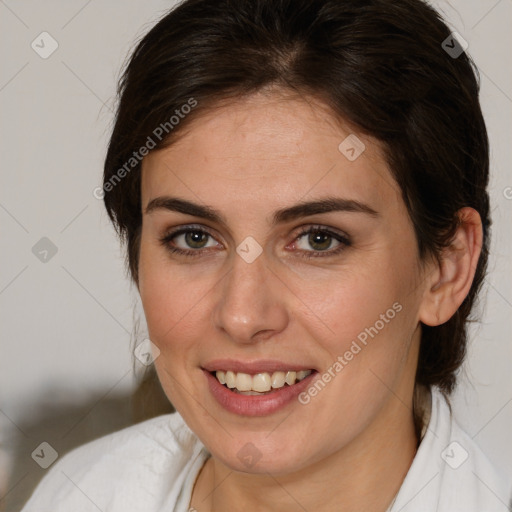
[{"left": 202, "top": 428, "right": 316, "bottom": 475}]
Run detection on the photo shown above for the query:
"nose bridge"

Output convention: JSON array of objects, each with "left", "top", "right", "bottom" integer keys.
[{"left": 212, "top": 249, "right": 288, "bottom": 343}]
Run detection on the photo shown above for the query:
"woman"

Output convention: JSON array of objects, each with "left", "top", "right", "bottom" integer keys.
[{"left": 21, "top": 0, "right": 511, "bottom": 510}]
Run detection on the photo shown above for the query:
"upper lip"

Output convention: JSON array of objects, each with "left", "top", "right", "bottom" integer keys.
[{"left": 202, "top": 359, "right": 316, "bottom": 374}]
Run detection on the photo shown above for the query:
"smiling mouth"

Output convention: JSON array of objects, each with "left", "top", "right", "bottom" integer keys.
[{"left": 212, "top": 370, "right": 313, "bottom": 395}]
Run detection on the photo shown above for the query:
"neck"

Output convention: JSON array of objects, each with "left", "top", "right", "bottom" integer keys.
[{"left": 191, "top": 391, "right": 418, "bottom": 512}]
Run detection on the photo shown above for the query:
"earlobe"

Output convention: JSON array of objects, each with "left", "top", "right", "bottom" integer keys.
[{"left": 419, "top": 207, "right": 483, "bottom": 327}]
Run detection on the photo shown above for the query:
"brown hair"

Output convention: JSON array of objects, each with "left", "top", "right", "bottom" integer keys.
[{"left": 103, "top": 0, "right": 490, "bottom": 394}]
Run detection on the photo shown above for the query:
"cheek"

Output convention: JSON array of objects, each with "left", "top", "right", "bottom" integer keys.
[
  {"left": 295, "top": 275, "right": 418, "bottom": 437},
  {"left": 138, "top": 242, "right": 212, "bottom": 408},
  {"left": 310, "top": 266, "right": 398, "bottom": 334},
  {"left": 138, "top": 238, "right": 203, "bottom": 350},
  {"left": 307, "top": 253, "right": 419, "bottom": 376}
]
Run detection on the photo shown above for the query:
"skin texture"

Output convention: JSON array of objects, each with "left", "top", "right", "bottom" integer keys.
[{"left": 138, "top": 89, "right": 483, "bottom": 512}]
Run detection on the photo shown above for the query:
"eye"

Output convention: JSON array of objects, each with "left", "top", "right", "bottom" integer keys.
[
  {"left": 159, "top": 224, "right": 350, "bottom": 259},
  {"left": 173, "top": 230, "right": 216, "bottom": 249},
  {"left": 292, "top": 226, "right": 350, "bottom": 257},
  {"left": 160, "top": 225, "right": 221, "bottom": 256}
]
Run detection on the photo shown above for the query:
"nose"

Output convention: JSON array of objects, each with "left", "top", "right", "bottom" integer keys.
[{"left": 212, "top": 249, "right": 289, "bottom": 344}]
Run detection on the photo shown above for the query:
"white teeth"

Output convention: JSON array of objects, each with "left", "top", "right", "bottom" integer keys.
[
  {"left": 285, "top": 371, "right": 297, "bottom": 386},
  {"left": 215, "top": 369, "right": 312, "bottom": 393},
  {"left": 252, "top": 373, "right": 271, "bottom": 392},
  {"left": 225, "top": 371, "right": 236, "bottom": 389},
  {"left": 235, "top": 372, "right": 252, "bottom": 391},
  {"left": 271, "top": 371, "right": 285, "bottom": 389}
]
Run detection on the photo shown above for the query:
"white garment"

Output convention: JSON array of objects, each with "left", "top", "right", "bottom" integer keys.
[{"left": 21, "top": 387, "right": 511, "bottom": 512}]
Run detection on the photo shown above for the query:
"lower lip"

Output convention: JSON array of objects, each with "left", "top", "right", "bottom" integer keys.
[{"left": 204, "top": 370, "right": 316, "bottom": 416}]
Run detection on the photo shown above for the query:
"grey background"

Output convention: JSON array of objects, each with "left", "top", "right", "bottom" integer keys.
[{"left": 1, "top": 0, "right": 511, "bottom": 510}]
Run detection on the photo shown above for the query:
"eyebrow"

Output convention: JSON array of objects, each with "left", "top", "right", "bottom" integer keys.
[{"left": 144, "top": 196, "right": 379, "bottom": 226}]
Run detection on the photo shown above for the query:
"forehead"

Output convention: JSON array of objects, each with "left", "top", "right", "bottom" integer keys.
[{"left": 141, "top": 92, "right": 402, "bottom": 215}]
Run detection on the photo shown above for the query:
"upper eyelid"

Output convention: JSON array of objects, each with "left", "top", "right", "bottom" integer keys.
[
  {"left": 295, "top": 225, "right": 349, "bottom": 239},
  {"left": 163, "top": 224, "right": 349, "bottom": 247}
]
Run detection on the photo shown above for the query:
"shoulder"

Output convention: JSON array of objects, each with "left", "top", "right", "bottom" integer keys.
[
  {"left": 436, "top": 391, "right": 511, "bottom": 511},
  {"left": 392, "top": 387, "right": 512, "bottom": 512},
  {"left": 21, "top": 412, "right": 207, "bottom": 511}
]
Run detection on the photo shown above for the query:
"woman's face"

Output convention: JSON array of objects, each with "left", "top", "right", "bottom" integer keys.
[{"left": 138, "top": 91, "right": 430, "bottom": 474}]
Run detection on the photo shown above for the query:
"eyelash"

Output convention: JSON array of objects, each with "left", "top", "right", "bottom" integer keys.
[{"left": 159, "top": 224, "right": 351, "bottom": 259}]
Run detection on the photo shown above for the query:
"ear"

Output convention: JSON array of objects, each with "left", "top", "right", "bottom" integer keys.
[{"left": 419, "top": 207, "right": 483, "bottom": 327}]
